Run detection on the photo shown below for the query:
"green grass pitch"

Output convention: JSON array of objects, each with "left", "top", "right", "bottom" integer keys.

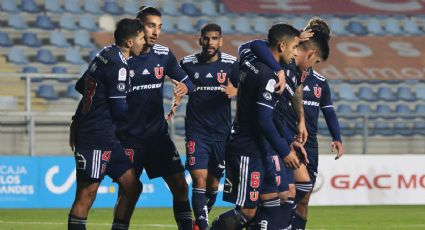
[{"left": 0, "top": 205, "right": 424, "bottom": 229}]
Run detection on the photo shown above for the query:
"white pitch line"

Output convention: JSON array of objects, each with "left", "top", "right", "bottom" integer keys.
[{"left": 0, "top": 220, "right": 175, "bottom": 228}]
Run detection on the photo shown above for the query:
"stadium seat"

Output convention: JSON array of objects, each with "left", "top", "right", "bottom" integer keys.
[
  {"left": 356, "top": 104, "right": 373, "bottom": 114},
  {"left": 8, "top": 14, "right": 28, "bottom": 30},
  {"left": 347, "top": 20, "right": 368, "bottom": 35},
  {"left": 372, "top": 121, "right": 392, "bottom": 136},
  {"left": 45, "top": 0, "right": 63, "bottom": 13},
  {"left": 79, "top": 15, "right": 98, "bottom": 31},
  {"left": 415, "top": 104, "right": 425, "bottom": 114},
  {"left": 35, "top": 15, "right": 55, "bottom": 30},
  {"left": 405, "top": 79, "right": 420, "bottom": 85},
  {"left": 358, "top": 86, "right": 377, "bottom": 101},
  {"left": 339, "top": 121, "right": 355, "bottom": 137},
  {"left": 1, "top": 0, "right": 18, "bottom": 13},
  {"left": 234, "top": 17, "right": 253, "bottom": 34},
  {"left": 8, "top": 47, "right": 29, "bottom": 65},
  {"left": 397, "top": 86, "right": 415, "bottom": 101},
  {"left": 74, "top": 30, "right": 95, "bottom": 48},
  {"left": 36, "top": 84, "right": 59, "bottom": 100},
  {"left": 0, "top": 32, "right": 13, "bottom": 47},
  {"left": 174, "top": 117, "right": 185, "bottom": 136},
  {"left": 66, "top": 84, "right": 81, "bottom": 100},
  {"left": 376, "top": 104, "right": 394, "bottom": 119},
  {"left": 163, "top": 1, "right": 181, "bottom": 16},
  {"left": 163, "top": 83, "right": 174, "bottom": 100},
  {"left": 195, "top": 18, "right": 210, "bottom": 30},
  {"left": 395, "top": 104, "right": 412, "bottom": 119},
  {"left": 384, "top": 18, "right": 402, "bottom": 35},
  {"left": 318, "top": 121, "right": 329, "bottom": 136},
  {"left": 23, "top": 66, "right": 38, "bottom": 73},
  {"left": 88, "top": 49, "right": 98, "bottom": 62},
  {"left": 176, "top": 100, "right": 187, "bottom": 116},
  {"left": 181, "top": 2, "right": 201, "bottom": 17},
  {"left": 123, "top": 0, "right": 138, "bottom": 15},
  {"left": 60, "top": 14, "right": 78, "bottom": 31},
  {"left": 103, "top": 0, "right": 123, "bottom": 15},
  {"left": 177, "top": 16, "right": 196, "bottom": 34},
  {"left": 366, "top": 18, "right": 385, "bottom": 35},
  {"left": 50, "top": 31, "right": 70, "bottom": 48},
  {"left": 64, "top": 0, "right": 82, "bottom": 13},
  {"left": 253, "top": 17, "right": 269, "bottom": 34},
  {"left": 336, "top": 104, "right": 353, "bottom": 116},
  {"left": 21, "top": 32, "right": 41, "bottom": 47},
  {"left": 415, "top": 86, "right": 425, "bottom": 100},
  {"left": 52, "top": 66, "right": 72, "bottom": 82},
  {"left": 394, "top": 122, "right": 412, "bottom": 136},
  {"left": 162, "top": 16, "right": 177, "bottom": 34},
  {"left": 413, "top": 121, "right": 425, "bottom": 135},
  {"left": 200, "top": 1, "right": 218, "bottom": 16},
  {"left": 338, "top": 84, "right": 358, "bottom": 101},
  {"left": 377, "top": 86, "right": 396, "bottom": 101},
  {"left": 403, "top": 18, "right": 421, "bottom": 35},
  {"left": 36, "top": 49, "right": 57, "bottom": 65},
  {"left": 330, "top": 88, "right": 340, "bottom": 101},
  {"left": 354, "top": 120, "right": 366, "bottom": 136},
  {"left": 83, "top": 0, "right": 102, "bottom": 14},
  {"left": 65, "top": 48, "right": 85, "bottom": 65},
  {"left": 22, "top": 0, "right": 40, "bottom": 13},
  {"left": 98, "top": 15, "right": 115, "bottom": 32},
  {"left": 216, "top": 17, "right": 234, "bottom": 34}
]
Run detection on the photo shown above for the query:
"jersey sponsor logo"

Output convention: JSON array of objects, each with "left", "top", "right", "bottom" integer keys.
[
  {"left": 45, "top": 166, "right": 76, "bottom": 194},
  {"left": 206, "top": 73, "right": 213, "bottom": 78},
  {"left": 142, "top": 68, "right": 150, "bottom": 75},
  {"left": 118, "top": 68, "right": 127, "bottom": 81},
  {"left": 244, "top": 61, "right": 259, "bottom": 74},
  {"left": 314, "top": 85, "right": 322, "bottom": 98},
  {"left": 89, "top": 63, "right": 97, "bottom": 73},
  {"left": 303, "top": 100, "right": 320, "bottom": 107},
  {"left": 96, "top": 54, "right": 108, "bottom": 64},
  {"left": 221, "top": 58, "right": 235, "bottom": 64},
  {"left": 303, "top": 85, "right": 310, "bottom": 91},
  {"left": 217, "top": 71, "right": 227, "bottom": 83},
  {"left": 265, "top": 79, "right": 276, "bottom": 93},
  {"left": 132, "top": 83, "right": 163, "bottom": 91},
  {"left": 117, "top": 83, "right": 126, "bottom": 92},
  {"left": 195, "top": 86, "right": 222, "bottom": 92},
  {"left": 263, "top": 92, "right": 272, "bottom": 100},
  {"left": 154, "top": 66, "right": 164, "bottom": 79}
]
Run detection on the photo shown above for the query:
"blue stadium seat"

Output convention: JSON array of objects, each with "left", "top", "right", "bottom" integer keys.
[
  {"left": 200, "top": 1, "right": 218, "bottom": 16},
  {"left": 395, "top": 104, "right": 412, "bottom": 119},
  {"left": 347, "top": 20, "right": 368, "bottom": 35},
  {"left": 1, "top": 0, "right": 18, "bottom": 13},
  {"left": 162, "top": 16, "right": 177, "bottom": 34},
  {"left": 163, "top": 83, "right": 174, "bottom": 100},
  {"left": 339, "top": 122, "right": 355, "bottom": 137},
  {"left": 66, "top": 84, "right": 80, "bottom": 100},
  {"left": 253, "top": 17, "right": 269, "bottom": 34},
  {"left": 64, "top": 0, "right": 82, "bottom": 13},
  {"left": 50, "top": 31, "right": 70, "bottom": 48},
  {"left": 36, "top": 84, "right": 59, "bottom": 100},
  {"left": 415, "top": 86, "right": 425, "bottom": 100},
  {"left": 45, "top": 0, "right": 63, "bottom": 13},
  {"left": 356, "top": 104, "right": 373, "bottom": 114},
  {"left": 163, "top": 1, "right": 181, "bottom": 16},
  {"left": 413, "top": 121, "right": 425, "bottom": 135},
  {"left": 394, "top": 122, "right": 412, "bottom": 136},
  {"left": 376, "top": 104, "right": 394, "bottom": 119},
  {"left": 163, "top": 102, "right": 171, "bottom": 114},
  {"left": 181, "top": 2, "right": 201, "bottom": 17},
  {"left": 8, "top": 14, "right": 28, "bottom": 30},
  {"left": 35, "top": 15, "right": 55, "bottom": 30},
  {"left": 384, "top": 18, "right": 402, "bottom": 35},
  {"left": 366, "top": 18, "right": 385, "bottom": 35},
  {"left": 176, "top": 101, "right": 187, "bottom": 116},
  {"left": 195, "top": 18, "right": 210, "bottom": 30},
  {"left": 354, "top": 121, "right": 366, "bottom": 136},
  {"left": 84, "top": 0, "right": 102, "bottom": 14},
  {"left": 174, "top": 117, "right": 185, "bottom": 136},
  {"left": 123, "top": 0, "right": 138, "bottom": 15},
  {"left": 403, "top": 18, "right": 421, "bottom": 35},
  {"left": 23, "top": 66, "right": 38, "bottom": 73},
  {"left": 336, "top": 104, "right": 352, "bottom": 116},
  {"left": 318, "top": 121, "right": 328, "bottom": 136},
  {"left": 65, "top": 48, "right": 85, "bottom": 65},
  {"left": 177, "top": 17, "right": 196, "bottom": 34},
  {"left": 60, "top": 14, "right": 78, "bottom": 30},
  {"left": 22, "top": 0, "right": 40, "bottom": 13},
  {"left": 21, "top": 32, "right": 41, "bottom": 47},
  {"left": 8, "top": 47, "right": 29, "bottom": 65},
  {"left": 358, "top": 86, "right": 377, "bottom": 101},
  {"left": 372, "top": 121, "right": 392, "bottom": 136},
  {"left": 52, "top": 66, "right": 72, "bottom": 82},
  {"left": 0, "top": 32, "right": 13, "bottom": 47},
  {"left": 330, "top": 88, "right": 340, "bottom": 101},
  {"left": 217, "top": 17, "right": 235, "bottom": 34},
  {"left": 103, "top": 0, "right": 123, "bottom": 15},
  {"left": 415, "top": 104, "right": 425, "bottom": 114},
  {"left": 234, "top": 17, "right": 253, "bottom": 34},
  {"left": 397, "top": 86, "right": 415, "bottom": 101},
  {"left": 377, "top": 86, "right": 396, "bottom": 101},
  {"left": 36, "top": 49, "right": 57, "bottom": 65},
  {"left": 88, "top": 49, "right": 98, "bottom": 62},
  {"left": 74, "top": 30, "right": 95, "bottom": 48},
  {"left": 338, "top": 84, "right": 358, "bottom": 101},
  {"left": 79, "top": 15, "right": 98, "bottom": 31}
]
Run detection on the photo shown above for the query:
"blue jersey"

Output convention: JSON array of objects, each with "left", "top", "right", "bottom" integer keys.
[
  {"left": 303, "top": 70, "right": 333, "bottom": 147},
  {"left": 180, "top": 52, "right": 239, "bottom": 141},
  {"left": 74, "top": 45, "right": 129, "bottom": 148},
  {"left": 123, "top": 44, "right": 190, "bottom": 141}
]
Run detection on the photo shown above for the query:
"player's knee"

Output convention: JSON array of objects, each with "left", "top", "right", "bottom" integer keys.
[{"left": 192, "top": 177, "right": 206, "bottom": 189}]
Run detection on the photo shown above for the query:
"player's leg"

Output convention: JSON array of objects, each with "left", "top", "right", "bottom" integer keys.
[
  {"left": 293, "top": 164, "right": 312, "bottom": 204},
  {"left": 205, "top": 140, "right": 226, "bottom": 213},
  {"left": 280, "top": 165, "right": 296, "bottom": 229},
  {"left": 206, "top": 174, "right": 219, "bottom": 212}
]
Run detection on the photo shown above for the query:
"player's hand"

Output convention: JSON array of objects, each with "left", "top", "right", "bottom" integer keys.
[
  {"left": 275, "top": 70, "right": 286, "bottom": 95},
  {"left": 291, "top": 141, "right": 309, "bottom": 165},
  {"left": 69, "top": 120, "right": 77, "bottom": 152},
  {"left": 172, "top": 79, "right": 188, "bottom": 96},
  {"left": 297, "top": 121, "right": 308, "bottom": 145},
  {"left": 283, "top": 150, "right": 300, "bottom": 169},
  {"left": 300, "top": 29, "right": 314, "bottom": 41},
  {"left": 332, "top": 141, "right": 344, "bottom": 160},
  {"left": 221, "top": 81, "right": 237, "bottom": 98},
  {"left": 166, "top": 94, "right": 181, "bottom": 120}
]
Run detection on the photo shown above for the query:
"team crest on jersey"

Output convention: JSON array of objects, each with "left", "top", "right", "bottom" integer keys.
[
  {"left": 154, "top": 66, "right": 164, "bottom": 79},
  {"left": 314, "top": 85, "right": 322, "bottom": 98},
  {"left": 217, "top": 71, "right": 227, "bottom": 83},
  {"left": 250, "top": 191, "right": 259, "bottom": 201}
]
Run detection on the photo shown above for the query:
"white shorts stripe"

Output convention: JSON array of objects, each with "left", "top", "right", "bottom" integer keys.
[
  {"left": 236, "top": 156, "right": 249, "bottom": 206},
  {"left": 256, "top": 102, "right": 274, "bottom": 109}
]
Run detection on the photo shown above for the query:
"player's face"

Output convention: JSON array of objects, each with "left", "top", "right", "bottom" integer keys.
[
  {"left": 294, "top": 46, "right": 323, "bottom": 70},
  {"left": 280, "top": 37, "right": 300, "bottom": 64},
  {"left": 129, "top": 31, "right": 145, "bottom": 56},
  {"left": 200, "top": 31, "right": 222, "bottom": 58},
  {"left": 143, "top": 15, "right": 162, "bottom": 47}
]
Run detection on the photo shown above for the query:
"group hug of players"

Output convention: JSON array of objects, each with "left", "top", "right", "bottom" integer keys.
[{"left": 67, "top": 5, "right": 344, "bottom": 230}]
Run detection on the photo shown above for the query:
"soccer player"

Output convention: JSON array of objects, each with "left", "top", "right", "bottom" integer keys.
[
  {"left": 178, "top": 23, "right": 239, "bottom": 230},
  {"left": 68, "top": 18, "right": 145, "bottom": 230},
  {"left": 117, "top": 6, "right": 194, "bottom": 230},
  {"left": 209, "top": 23, "right": 302, "bottom": 230}
]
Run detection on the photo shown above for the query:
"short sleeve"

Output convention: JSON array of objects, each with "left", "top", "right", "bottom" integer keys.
[{"left": 166, "top": 50, "right": 188, "bottom": 82}]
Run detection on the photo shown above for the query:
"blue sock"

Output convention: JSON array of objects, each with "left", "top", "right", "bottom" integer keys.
[
  {"left": 68, "top": 214, "right": 86, "bottom": 230},
  {"left": 291, "top": 212, "right": 307, "bottom": 230},
  {"left": 281, "top": 197, "right": 295, "bottom": 229},
  {"left": 192, "top": 188, "right": 208, "bottom": 229},
  {"left": 173, "top": 200, "right": 193, "bottom": 230},
  {"left": 111, "top": 218, "right": 129, "bottom": 230},
  {"left": 256, "top": 197, "right": 281, "bottom": 230},
  {"left": 209, "top": 208, "right": 249, "bottom": 229},
  {"left": 206, "top": 190, "right": 218, "bottom": 213},
  {"left": 294, "top": 182, "right": 313, "bottom": 204}
]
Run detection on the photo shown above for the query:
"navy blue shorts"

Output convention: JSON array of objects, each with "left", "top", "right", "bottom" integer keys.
[
  {"left": 185, "top": 137, "right": 225, "bottom": 178},
  {"left": 305, "top": 146, "right": 319, "bottom": 185},
  {"left": 74, "top": 142, "right": 132, "bottom": 182},
  {"left": 121, "top": 134, "right": 185, "bottom": 179},
  {"left": 223, "top": 153, "right": 277, "bottom": 208}
]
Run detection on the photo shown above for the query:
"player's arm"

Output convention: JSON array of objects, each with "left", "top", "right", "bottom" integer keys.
[
  {"left": 167, "top": 51, "right": 194, "bottom": 96},
  {"left": 293, "top": 84, "right": 308, "bottom": 144},
  {"left": 69, "top": 101, "right": 83, "bottom": 151},
  {"left": 221, "top": 61, "right": 239, "bottom": 98},
  {"left": 320, "top": 81, "right": 343, "bottom": 159},
  {"left": 104, "top": 62, "right": 129, "bottom": 121}
]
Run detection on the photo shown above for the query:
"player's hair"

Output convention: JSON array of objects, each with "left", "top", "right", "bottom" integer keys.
[
  {"left": 267, "top": 23, "right": 300, "bottom": 49},
  {"left": 301, "top": 17, "right": 331, "bottom": 61},
  {"left": 136, "top": 6, "right": 162, "bottom": 22},
  {"left": 200, "top": 23, "right": 222, "bottom": 36},
  {"left": 114, "top": 18, "right": 144, "bottom": 46}
]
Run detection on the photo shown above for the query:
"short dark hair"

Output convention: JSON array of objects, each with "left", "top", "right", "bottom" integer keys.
[
  {"left": 300, "top": 17, "right": 331, "bottom": 61},
  {"left": 136, "top": 6, "right": 161, "bottom": 22},
  {"left": 200, "top": 23, "right": 221, "bottom": 36},
  {"left": 267, "top": 23, "right": 300, "bottom": 48},
  {"left": 114, "top": 18, "right": 143, "bottom": 46}
]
